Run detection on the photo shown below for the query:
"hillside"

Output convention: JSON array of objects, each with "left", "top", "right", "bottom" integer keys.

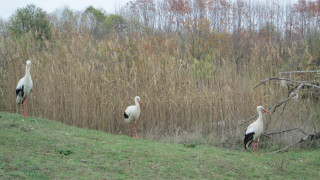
[{"left": 0, "top": 112, "right": 319, "bottom": 179}]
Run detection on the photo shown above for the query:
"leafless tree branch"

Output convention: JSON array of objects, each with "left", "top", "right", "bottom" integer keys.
[
  {"left": 253, "top": 77, "right": 320, "bottom": 90},
  {"left": 264, "top": 128, "right": 307, "bottom": 136},
  {"left": 272, "top": 133, "right": 320, "bottom": 153},
  {"left": 252, "top": 77, "right": 304, "bottom": 89},
  {"left": 272, "top": 138, "right": 304, "bottom": 153}
]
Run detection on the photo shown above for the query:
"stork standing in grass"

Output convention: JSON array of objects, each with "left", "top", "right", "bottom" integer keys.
[
  {"left": 16, "top": 60, "right": 33, "bottom": 118},
  {"left": 124, "top": 96, "right": 143, "bottom": 138},
  {"left": 244, "top": 106, "right": 270, "bottom": 157}
]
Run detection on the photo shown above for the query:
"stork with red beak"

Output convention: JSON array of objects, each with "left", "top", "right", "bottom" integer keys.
[{"left": 244, "top": 106, "right": 270, "bottom": 157}]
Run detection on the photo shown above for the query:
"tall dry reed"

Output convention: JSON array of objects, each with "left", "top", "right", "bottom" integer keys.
[{"left": 0, "top": 29, "right": 319, "bottom": 148}]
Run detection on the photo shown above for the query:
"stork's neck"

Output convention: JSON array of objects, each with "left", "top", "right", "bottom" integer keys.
[
  {"left": 257, "top": 110, "right": 263, "bottom": 122},
  {"left": 25, "top": 66, "right": 31, "bottom": 77},
  {"left": 135, "top": 100, "right": 140, "bottom": 108}
]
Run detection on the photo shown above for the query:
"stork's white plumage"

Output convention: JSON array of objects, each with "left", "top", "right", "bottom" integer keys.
[
  {"left": 244, "top": 106, "right": 270, "bottom": 157},
  {"left": 124, "top": 96, "right": 143, "bottom": 138},
  {"left": 16, "top": 60, "right": 33, "bottom": 118}
]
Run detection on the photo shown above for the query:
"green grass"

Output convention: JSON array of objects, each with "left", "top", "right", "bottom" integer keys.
[{"left": 0, "top": 112, "right": 319, "bottom": 179}]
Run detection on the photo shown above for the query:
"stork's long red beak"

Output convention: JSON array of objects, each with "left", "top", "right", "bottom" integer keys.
[
  {"left": 139, "top": 100, "right": 143, "bottom": 104},
  {"left": 263, "top": 108, "right": 270, "bottom": 114}
]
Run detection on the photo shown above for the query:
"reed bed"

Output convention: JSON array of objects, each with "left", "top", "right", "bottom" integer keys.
[{"left": 0, "top": 29, "right": 319, "bottom": 148}]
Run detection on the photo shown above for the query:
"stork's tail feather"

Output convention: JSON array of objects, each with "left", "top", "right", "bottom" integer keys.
[
  {"left": 244, "top": 132, "right": 254, "bottom": 149},
  {"left": 16, "top": 92, "right": 23, "bottom": 104},
  {"left": 16, "top": 87, "right": 24, "bottom": 104},
  {"left": 16, "top": 96, "right": 23, "bottom": 104},
  {"left": 124, "top": 112, "right": 129, "bottom": 119}
]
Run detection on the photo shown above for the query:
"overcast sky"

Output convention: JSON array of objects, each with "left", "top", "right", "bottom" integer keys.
[{"left": 0, "top": 0, "right": 131, "bottom": 20}]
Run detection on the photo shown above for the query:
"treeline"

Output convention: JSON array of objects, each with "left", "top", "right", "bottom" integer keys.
[
  {"left": 1, "top": 0, "right": 319, "bottom": 68},
  {"left": 122, "top": 0, "right": 320, "bottom": 37},
  {"left": 0, "top": 0, "right": 319, "bottom": 148}
]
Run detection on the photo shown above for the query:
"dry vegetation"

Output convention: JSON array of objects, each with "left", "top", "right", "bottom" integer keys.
[
  {"left": 1, "top": 29, "right": 318, "bottom": 148},
  {"left": 1, "top": 0, "right": 320, "bottom": 149}
]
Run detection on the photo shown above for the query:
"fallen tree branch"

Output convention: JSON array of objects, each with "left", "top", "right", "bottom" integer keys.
[
  {"left": 272, "top": 133, "right": 320, "bottom": 153},
  {"left": 272, "top": 138, "right": 305, "bottom": 153},
  {"left": 253, "top": 77, "right": 320, "bottom": 90},
  {"left": 252, "top": 77, "right": 305, "bottom": 89},
  {"left": 264, "top": 128, "right": 307, "bottom": 136},
  {"left": 225, "top": 115, "right": 257, "bottom": 134},
  {"left": 261, "top": 134, "right": 272, "bottom": 139}
]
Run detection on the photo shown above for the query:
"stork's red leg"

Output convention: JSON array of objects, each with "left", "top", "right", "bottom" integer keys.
[
  {"left": 253, "top": 141, "right": 256, "bottom": 155},
  {"left": 257, "top": 140, "right": 261, "bottom": 157},
  {"left": 129, "top": 123, "right": 133, "bottom": 137},
  {"left": 134, "top": 124, "right": 139, "bottom": 138},
  {"left": 23, "top": 98, "right": 27, "bottom": 118}
]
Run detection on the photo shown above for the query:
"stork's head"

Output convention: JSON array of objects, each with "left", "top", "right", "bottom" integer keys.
[
  {"left": 257, "top": 106, "right": 270, "bottom": 114},
  {"left": 26, "top": 60, "right": 31, "bottom": 69},
  {"left": 135, "top": 96, "right": 143, "bottom": 104}
]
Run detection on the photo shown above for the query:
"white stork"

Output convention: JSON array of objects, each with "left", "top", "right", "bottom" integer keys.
[
  {"left": 124, "top": 96, "right": 143, "bottom": 138},
  {"left": 244, "top": 106, "right": 270, "bottom": 157},
  {"left": 16, "top": 60, "right": 33, "bottom": 118}
]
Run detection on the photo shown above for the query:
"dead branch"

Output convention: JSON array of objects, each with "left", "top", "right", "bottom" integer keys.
[
  {"left": 267, "top": 92, "right": 298, "bottom": 112},
  {"left": 261, "top": 134, "right": 272, "bottom": 139},
  {"left": 264, "top": 128, "right": 307, "bottom": 136},
  {"left": 253, "top": 77, "right": 320, "bottom": 90},
  {"left": 272, "top": 133, "right": 320, "bottom": 153},
  {"left": 272, "top": 138, "right": 304, "bottom": 153},
  {"left": 224, "top": 114, "right": 258, "bottom": 135},
  {"left": 252, "top": 77, "right": 305, "bottom": 89}
]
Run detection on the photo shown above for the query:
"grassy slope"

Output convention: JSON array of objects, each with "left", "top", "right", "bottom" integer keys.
[{"left": 0, "top": 112, "right": 319, "bottom": 179}]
